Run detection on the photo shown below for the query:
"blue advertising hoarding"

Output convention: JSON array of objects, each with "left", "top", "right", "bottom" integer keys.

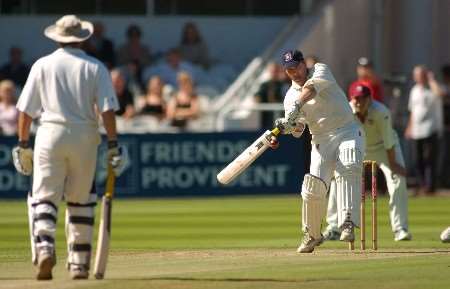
[{"left": 0, "top": 132, "right": 306, "bottom": 198}]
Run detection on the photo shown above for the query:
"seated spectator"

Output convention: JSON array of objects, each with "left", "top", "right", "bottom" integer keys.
[
  {"left": 348, "top": 57, "right": 384, "bottom": 103},
  {"left": 254, "top": 62, "right": 284, "bottom": 128},
  {"left": 144, "top": 48, "right": 196, "bottom": 88},
  {"left": 404, "top": 65, "right": 442, "bottom": 194},
  {"left": 0, "top": 46, "right": 30, "bottom": 88},
  {"left": 117, "top": 24, "right": 152, "bottom": 67},
  {"left": 82, "top": 21, "right": 116, "bottom": 69},
  {"left": 111, "top": 69, "right": 135, "bottom": 119},
  {"left": 137, "top": 76, "right": 167, "bottom": 120},
  {"left": 0, "top": 80, "right": 19, "bottom": 135},
  {"left": 167, "top": 72, "right": 200, "bottom": 130},
  {"left": 179, "top": 22, "right": 210, "bottom": 69}
]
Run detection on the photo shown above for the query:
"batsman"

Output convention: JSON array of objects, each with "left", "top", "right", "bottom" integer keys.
[{"left": 273, "top": 50, "right": 365, "bottom": 253}]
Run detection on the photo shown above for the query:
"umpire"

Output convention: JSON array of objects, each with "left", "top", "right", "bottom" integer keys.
[{"left": 12, "top": 15, "right": 128, "bottom": 280}]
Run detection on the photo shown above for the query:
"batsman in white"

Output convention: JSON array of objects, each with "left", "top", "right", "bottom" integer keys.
[
  {"left": 12, "top": 15, "right": 128, "bottom": 280},
  {"left": 324, "top": 84, "right": 412, "bottom": 242},
  {"left": 273, "top": 50, "right": 365, "bottom": 253}
]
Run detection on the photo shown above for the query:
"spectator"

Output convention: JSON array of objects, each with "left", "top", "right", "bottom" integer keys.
[
  {"left": 117, "top": 24, "right": 152, "bottom": 67},
  {"left": 167, "top": 72, "right": 200, "bottom": 130},
  {"left": 348, "top": 57, "right": 384, "bottom": 103},
  {"left": 144, "top": 48, "right": 196, "bottom": 88},
  {"left": 0, "top": 79, "right": 19, "bottom": 135},
  {"left": 137, "top": 76, "right": 167, "bottom": 120},
  {"left": 82, "top": 21, "right": 116, "bottom": 69},
  {"left": 0, "top": 46, "right": 30, "bottom": 88},
  {"left": 427, "top": 65, "right": 450, "bottom": 187},
  {"left": 254, "top": 62, "right": 284, "bottom": 128},
  {"left": 179, "top": 22, "right": 210, "bottom": 69},
  {"left": 404, "top": 65, "right": 443, "bottom": 194},
  {"left": 111, "top": 69, "right": 135, "bottom": 119},
  {"left": 120, "top": 60, "right": 145, "bottom": 99}
]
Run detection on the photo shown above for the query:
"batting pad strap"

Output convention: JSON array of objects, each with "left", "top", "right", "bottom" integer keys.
[
  {"left": 67, "top": 202, "right": 97, "bottom": 207},
  {"left": 35, "top": 235, "right": 55, "bottom": 244},
  {"left": 69, "top": 216, "right": 95, "bottom": 226},
  {"left": 69, "top": 243, "right": 92, "bottom": 252},
  {"left": 32, "top": 200, "right": 58, "bottom": 212},
  {"left": 34, "top": 213, "right": 57, "bottom": 223},
  {"left": 302, "top": 174, "right": 327, "bottom": 199}
]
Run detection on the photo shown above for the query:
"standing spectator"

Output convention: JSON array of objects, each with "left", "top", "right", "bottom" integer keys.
[
  {"left": 167, "top": 72, "right": 200, "bottom": 130},
  {"left": 0, "top": 46, "right": 30, "bottom": 88},
  {"left": 0, "top": 80, "right": 19, "bottom": 135},
  {"left": 144, "top": 48, "right": 196, "bottom": 88},
  {"left": 254, "top": 62, "right": 284, "bottom": 128},
  {"left": 111, "top": 69, "right": 135, "bottom": 119},
  {"left": 117, "top": 24, "right": 152, "bottom": 67},
  {"left": 82, "top": 21, "right": 116, "bottom": 69},
  {"left": 138, "top": 76, "right": 167, "bottom": 120},
  {"left": 404, "top": 65, "right": 442, "bottom": 194},
  {"left": 427, "top": 65, "right": 450, "bottom": 187},
  {"left": 348, "top": 57, "right": 384, "bottom": 103},
  {"left": 179, "top": 22, "right": 210, "bottom": 69}
]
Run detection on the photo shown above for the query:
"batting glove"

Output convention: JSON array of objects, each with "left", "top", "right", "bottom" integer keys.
[
  {"left": 12, "top": 141, "right": 33, "bottom": 176},
  {"left": 106, "top": 140, "right": 129, "bottom": 177},
  {"left": 274, "top": 118, "right": 297, "bottom": 135}
]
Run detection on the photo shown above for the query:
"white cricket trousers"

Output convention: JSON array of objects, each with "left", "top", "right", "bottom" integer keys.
[
  {"left": 302, "top": 121, "right": 365, "bottom": 238},
  {"left": 327, "top": 141, "right": 409, "bottom": 233},
  {"left": 29, "top": 122, "right": 100, "bottom": 268}
]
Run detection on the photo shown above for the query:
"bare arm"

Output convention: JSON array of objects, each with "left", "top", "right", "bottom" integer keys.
[
  {"left": 101, "top": 110, "right": 118, "bottom": 141},
  {"left": 428, "top": 71, "right": 446, "bottom": 97},
  {"left": 17, "top": 112, "right": 33, "bottom": 143},
  {"left": 404, "top": 113, "right": 412, "bottom": 139},
  {"left": 386, "top": 147, "right": 407, "bottom": 176}
]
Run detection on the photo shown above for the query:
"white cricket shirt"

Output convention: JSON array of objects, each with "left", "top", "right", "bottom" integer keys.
[
  {"left": 283, "top": 63, "right": 355, "bottom": 137},
  {"left": 351, "top": 100, "right": 397, "bottom": 152},
  {"left": 17, "top": 47, "right": 119, "bottom": 125},
  {"left": 407, "top": 84, "right": 442, "bottom": 139}
]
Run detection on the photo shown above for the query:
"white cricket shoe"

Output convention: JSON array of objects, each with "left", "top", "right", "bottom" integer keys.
[
  {"left": 70, "top": 264, "right": 89, "bottom": 280},
  {"left": 36, "top": 246, "right": 56, "bottom": 280},
  {"left": 323, "top": 227, "right": 341, "bottom": 241},
  {"left": 340, "top": 221, "right": 355, "bottom": 242},
  {"left": 440, "top": 227, "right": 450, "bottom": 243},
  {"left": 297, "top": 232, "right": 324, "bottom": 253},
  {"left": 394, "top": 229, "right": 412, "bottom": 241}
]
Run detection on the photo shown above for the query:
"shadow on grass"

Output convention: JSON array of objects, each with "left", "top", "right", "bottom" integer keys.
[{"left": 111, "top": 277, "right": 351, "bottom": 283}]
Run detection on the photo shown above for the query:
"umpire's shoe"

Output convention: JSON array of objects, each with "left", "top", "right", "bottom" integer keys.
[
  {"left": 297, "top": 232, "right": 324, "bottom": 253},
  {"left": 69, "top": 264, "right": 89, "bottom": 280},
  {"left": 36, "top": 246, "right": 56, "bottom": 280}
]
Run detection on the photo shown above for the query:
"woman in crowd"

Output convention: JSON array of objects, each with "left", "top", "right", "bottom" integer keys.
[
  {"left": 138, "top": 76, "right": 167, "bottom": 120},
  {"left": 167, "top": 72, "right": 200, "bottom": 130},
  {"left": 179, "top": 22, "right": 210, "bottom": 69},
  {"left": 0, "top": 79, "right": 19, "bottom": 135}
]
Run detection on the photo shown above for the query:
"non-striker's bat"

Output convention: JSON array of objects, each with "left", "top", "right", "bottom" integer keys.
[
  {"left": 217, "top": 127, "right": 280, "bottom": 185},
  {"left": 93, "top": 165, "right": 115, "bottom": 279}
]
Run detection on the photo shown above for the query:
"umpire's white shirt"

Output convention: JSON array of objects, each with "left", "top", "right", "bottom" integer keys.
[
  {"left": 17, "top": 47, "right": 118, "bottom": 124},
  {"left": 283, "top": 63, "right": 355, "bottom": 138}
]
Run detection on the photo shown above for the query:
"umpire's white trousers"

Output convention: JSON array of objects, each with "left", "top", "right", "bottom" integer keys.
[
  {"left": 29, "top": 122, "right": 100, "bottom": 268},
  {"left": 327, "top": 141, "right": 409, "bottom": 233}
]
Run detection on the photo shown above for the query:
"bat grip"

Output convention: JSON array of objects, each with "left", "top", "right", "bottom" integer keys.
[
  {"left": 105, "top": 165, "right": 115, "bottom": 199},
  {"left": 271, "top": 127, "right": 280, "bottom": 136}
]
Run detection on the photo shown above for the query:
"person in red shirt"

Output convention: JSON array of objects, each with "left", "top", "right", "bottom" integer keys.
[{"left": 348, "top": 57, "right": 384, "bottom": 103}]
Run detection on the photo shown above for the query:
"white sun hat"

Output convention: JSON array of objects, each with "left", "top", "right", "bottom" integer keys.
[{"left": 44, "top": 15, "right": 93, "bottom": 43}]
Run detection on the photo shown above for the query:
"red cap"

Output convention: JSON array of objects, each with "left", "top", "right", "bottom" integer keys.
[{"left": 349, "top": 83, "right": 371, "bottom": 99}]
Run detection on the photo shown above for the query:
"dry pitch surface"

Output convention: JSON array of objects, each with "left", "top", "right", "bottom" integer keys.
[{"left": 1, "top": 195, "right": 449, "bottom": 289}]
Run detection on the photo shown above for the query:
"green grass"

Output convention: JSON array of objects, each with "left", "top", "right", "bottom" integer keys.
[{"left": 0, "top": 195, "right": 449, "bottom": 289}]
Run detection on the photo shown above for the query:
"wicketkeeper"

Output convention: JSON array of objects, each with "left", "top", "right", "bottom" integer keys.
[
  {"left": 271, "top": 50, "right": 366, "bottom": 253},
  {"left": 324, "top": 84, "right": 412, "bottom": 242},
  {"left": 12, "top": 15, "right": 128, "bottom": 280}
]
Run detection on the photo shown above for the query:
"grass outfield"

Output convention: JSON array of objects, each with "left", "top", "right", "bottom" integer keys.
[{"left": 0, "top": 195, "right": 449, "bottom": 289}]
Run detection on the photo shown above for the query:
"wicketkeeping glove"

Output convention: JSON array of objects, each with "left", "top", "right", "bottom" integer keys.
[
  {"left": 106, "top": 141, "right": 129, "bottom": 176},
  {"left": 12, "top": 141, "right": 33, "bottom": 176}
]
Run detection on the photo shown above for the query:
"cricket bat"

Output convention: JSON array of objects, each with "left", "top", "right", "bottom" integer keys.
[
  {"left": 217, "top": 127, "right": 280, "bottom": 185},
  {"left": 93, "top": 165, "right": 115, "bottom": 280}
]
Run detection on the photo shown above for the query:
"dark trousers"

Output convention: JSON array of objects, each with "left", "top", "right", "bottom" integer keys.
[{"left": 413, "top": 133, "right": 438, "bottom": 192}]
